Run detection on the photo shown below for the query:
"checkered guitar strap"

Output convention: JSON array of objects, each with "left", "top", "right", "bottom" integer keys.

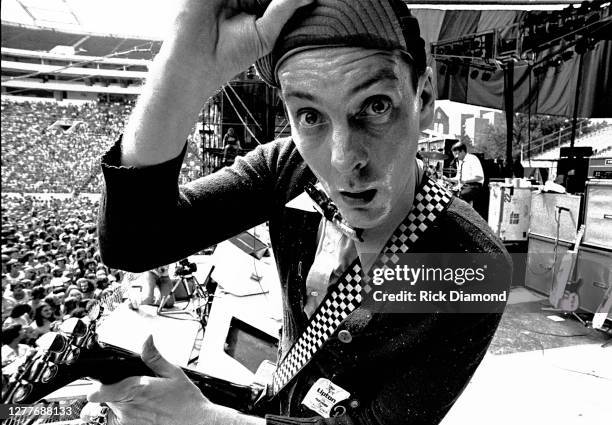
[{"left": 271, "top": 177, "right": 453, "bottom": 395}]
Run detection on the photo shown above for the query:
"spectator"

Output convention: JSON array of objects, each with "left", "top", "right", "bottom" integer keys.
[
  {"left": 62, "top": 296, "right": 80, "bottom": 319},
  {"left": 3, "top": 302, "right": 31, "bottom": 328},
  {"left": 5, "top": 260, "right": 24, "bottom": 285},
  {"left": 30, "top": 303, "right": 56, "bottom": 337},
  {"left": 5, "top": 282, "right": 30, "bottom": 304},
  {"left": 1, "top": 324, "right": 30, "bottom": 370},
  {"left": 29, "top": 285, "right": 47, "bottom": 311}
]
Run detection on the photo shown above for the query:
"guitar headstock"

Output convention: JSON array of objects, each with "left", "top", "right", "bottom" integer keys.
[
  {"left": 1, "top": 317, "right": 140, "bottom": 405},
  {"left": 2, "top": 315, "right": 262, "bottom": 413}
]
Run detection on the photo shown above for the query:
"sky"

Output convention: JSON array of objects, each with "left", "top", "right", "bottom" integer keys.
[{"left": 1, "top": 0, "right": 572, "bottom": 39}]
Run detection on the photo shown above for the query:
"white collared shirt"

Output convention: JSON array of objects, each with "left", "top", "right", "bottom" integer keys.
[{"left": 456, "top": 153, "right": 484, "bottom": 184}]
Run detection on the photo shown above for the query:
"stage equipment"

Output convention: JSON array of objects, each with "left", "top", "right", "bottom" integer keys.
[
  {"left": 229, "top": 230, "right": 269, "bottom": 260},
  {"left": 549, "top": 225, "right": 585, "bottom": 311},
  {"left": 583, "top": 179, "right": 612, "bottom": 250},
  {"left": 526, "top": 232, "right": 612, "bottom": 322},
  {"left": 420, "top": 151, "right": 449, "bottom": 161},
  {"left": 588, "top": 157, "right": 612, "bottom": 179},
  {"left": 525, "top": 234, "right": 572, "bottom": 296},
  {"left": 529, "top": 192, "right": 582, "bottom": 242},
  {"left": 574, "top": 246, "right": 612, "bottom": 321},
  {"left": 158, "top": 260, "right": 214, "bottom": 317},
  {"left": 224, "top": 317, "right": 279, "bottom": 374},
  {"left": 557, "top": 144, "right": 593, "bottom": 195},
  {"left": 488, "top": 183, "right": 532, "bottom": 242}
]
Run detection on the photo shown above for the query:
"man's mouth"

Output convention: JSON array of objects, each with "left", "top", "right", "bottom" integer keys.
[{"left": 339, "top": 189, "right": 377, "bottom": 206}]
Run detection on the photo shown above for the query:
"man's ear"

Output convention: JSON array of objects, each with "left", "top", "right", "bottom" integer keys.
[{"left": 418, "top": 67, "right": 435, "bottom": 131}]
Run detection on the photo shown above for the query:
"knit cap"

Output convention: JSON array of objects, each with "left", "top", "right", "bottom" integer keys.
[{"left": 254, "top": 0, "right": 426, "bottom": 87}]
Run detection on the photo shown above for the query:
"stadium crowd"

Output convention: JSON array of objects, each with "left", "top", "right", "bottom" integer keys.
[
  {"left": 1, "top": 194, "right": 124, "bottom": 372},
  {"left": 1, "top": 97, "right": 206, "bottom": 376},
  {"left": 1, "top": 99, "right": 203, "bottom": 193}
]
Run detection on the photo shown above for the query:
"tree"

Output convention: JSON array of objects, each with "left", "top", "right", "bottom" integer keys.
[{"left": 474, "top": 113, "right": 582, "bottom": 161}]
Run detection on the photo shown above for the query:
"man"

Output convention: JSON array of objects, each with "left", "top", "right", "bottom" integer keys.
[
  {"left": 222, "top": 127, "right": 243, "bottom": 166},
  {"left": 91, "top": 1, "right": 511, "bottom": 424},
  {"left": 5, "top": 259, "right": 24, "bottom": 286},
  {"left": 129, "top": 265, "right": 176, "bottom": 309},
  {"left": 1, "top": 324, "right": 30, "bottom": 373},
  {"left": 444, "top": 141, "right": 485, "bottom": 204}
]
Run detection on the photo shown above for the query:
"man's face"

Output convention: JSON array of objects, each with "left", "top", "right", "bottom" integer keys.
[
  {"left": 453, "top": 150, "right": 466, "bottom": 161},
  {"left": 279, "top": 47, "right": 432, "bottom": 229},
  {"left": 12, "top": 285, "right": 24, "bottom": 298}
]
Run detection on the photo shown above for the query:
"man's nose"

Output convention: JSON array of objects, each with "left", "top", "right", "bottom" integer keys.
[{"left": 330, "top": 126, "right": 368, "bottom": 174}]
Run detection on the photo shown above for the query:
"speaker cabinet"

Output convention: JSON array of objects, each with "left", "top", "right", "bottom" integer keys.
[
  {"left": 584, "top": 179, "right": 612, "bottom": 250},
  {"left": 525, "top": 235, "right": 572, "bottom": 296},
  {"left": 575, "top": 246, "right": 612, "bottom": 319},
  {"left": 529, "top": 192, "right": 582, "bottom": 243}
]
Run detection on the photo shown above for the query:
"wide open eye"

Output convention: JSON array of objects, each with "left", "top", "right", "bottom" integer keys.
[
  {"left": 297, "top": 109, "right": 324, "bottom": 127},
  {"left": 360, "top": 96, "right": 392, "bottom": 117}
]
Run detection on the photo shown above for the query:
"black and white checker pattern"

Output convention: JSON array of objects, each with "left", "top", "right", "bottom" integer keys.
[{"left": 271, "top": 178, "right": 452, "bottom": 395}]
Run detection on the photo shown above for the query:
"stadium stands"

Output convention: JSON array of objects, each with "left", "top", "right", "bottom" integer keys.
[
  {"left": 1, "top": 99, "right": 203, "bottom": 193},
  {"left": 522, "top": 123, "right": 612, "bottom": 167}
]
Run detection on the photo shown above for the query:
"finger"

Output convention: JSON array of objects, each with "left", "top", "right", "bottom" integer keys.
[
  {"left": 87, "top": 376, "right": 143, "bottom": 403},
  {"left": 140, "top": 335, "right": 180, "bottom": 378},
  {"left": 255, "top": 0, "right": 314, "bottom": 54}
]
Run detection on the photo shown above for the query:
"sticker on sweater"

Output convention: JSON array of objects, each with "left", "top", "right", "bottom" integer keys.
[{"left": 301, "top": 378, "right": 350, "bottom": 418}]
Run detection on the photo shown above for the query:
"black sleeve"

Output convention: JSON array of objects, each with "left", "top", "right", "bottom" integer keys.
[{"left": 97, "top": 137, "right": 281, "bottom": 272}]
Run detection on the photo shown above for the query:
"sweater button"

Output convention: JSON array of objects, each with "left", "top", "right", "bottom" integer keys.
[
  {"left": 350, "top": 399, "right": 360, "bottom": 409},
  {"left": 338, "top": 330, "right": 352, "bottom": 343}
]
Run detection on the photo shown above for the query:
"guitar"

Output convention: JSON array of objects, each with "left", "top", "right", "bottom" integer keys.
[
  {"left": 2, "top": 296, "right": 265, "bottom": 424},
  {"left": 549, "top": 225, "right": 585, "bottom": 311}
]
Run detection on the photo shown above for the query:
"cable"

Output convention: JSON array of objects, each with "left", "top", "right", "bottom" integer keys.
[{"left": 519, "top": 330, "right": 611, "bottom": 380}]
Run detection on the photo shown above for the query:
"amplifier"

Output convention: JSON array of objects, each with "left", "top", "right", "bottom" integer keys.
[
  {"left": 588, "top": 157, "right": 612, "bottom": 179},
  {"left": 559, "top": 146, "right": 593, "bottom": 158},
  {"left": 524, "top": 234, "right": 571, "bottom": 295},
  {"left": 557, "top": 156, "right": 589, "bottom": 194},
  {"left": 529, "top": 192, "right": 581, "bottom": 242},
  {"left": 525, "top": 237, "right": 612, "bottom": 321},
  {"left": 583, "top": 179, "right": 612, "bottom": 249},
  {"left": 575, "top": 246, "right": 612, "bottom": 320},
  {"left": 488, "top": 184, "right": 531, "bottom": 241}
]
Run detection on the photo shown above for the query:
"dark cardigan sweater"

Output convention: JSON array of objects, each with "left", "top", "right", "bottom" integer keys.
[{"left": 98, "top": 137, "right": 512, "bottom": 425}]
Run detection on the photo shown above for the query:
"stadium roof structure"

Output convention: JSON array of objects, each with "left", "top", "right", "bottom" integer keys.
[{"left": 1, "top": 21, "right": 160, "bottom": 60}]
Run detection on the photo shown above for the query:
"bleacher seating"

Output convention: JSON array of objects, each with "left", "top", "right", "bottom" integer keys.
[
  {"left": 523, "top": 124, "right": 612, "bottom": 165},
  {"left": 1, "top": 99, "right": 203, "bottom": 193}
]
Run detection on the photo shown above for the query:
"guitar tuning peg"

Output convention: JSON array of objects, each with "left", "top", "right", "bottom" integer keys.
[
  {"left": 64, "top": 346, "right": 81, "bottom": 365},
  {"left": 59, "top": 317, "right": 88, "bottom": 337},
  {"left": 36, "top": 332, "right": 67, "bottom": 354},
  {"left": 41, "top": 362, "right": 59, "bottom": 383},
  {"left": 12, "top": 382, "right": 33, "bottom": 403},
  {"left": 85, "top": 333, "right": 98, "bottom": 350}
]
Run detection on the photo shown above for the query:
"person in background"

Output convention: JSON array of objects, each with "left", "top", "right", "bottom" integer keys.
[
  {"left": 1, "top": 324, "right": 31, "bottom": 372},
  {"left": 5, "top": 282, "right": 30, "bottom": 305},
  {"left": 443, "top": 141, "right": 484, "bottom": 204},
  {"left": 5, "top": 259, "right": 24, "bottom": 286},
  {"left": 131, "top": 265, "right": 175, "bottom": 309},
  {"left": 28, "top": 285, "right": 47, "bottom": 311},
  {"left": 222, "top": 128, "right": 242, "bottom": 166},
  {"left": 29, "top": 303, "right": 57, "bottom": 338},
  {"left": 2, "top": 303, "right": 33, "bottom": 329}
]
